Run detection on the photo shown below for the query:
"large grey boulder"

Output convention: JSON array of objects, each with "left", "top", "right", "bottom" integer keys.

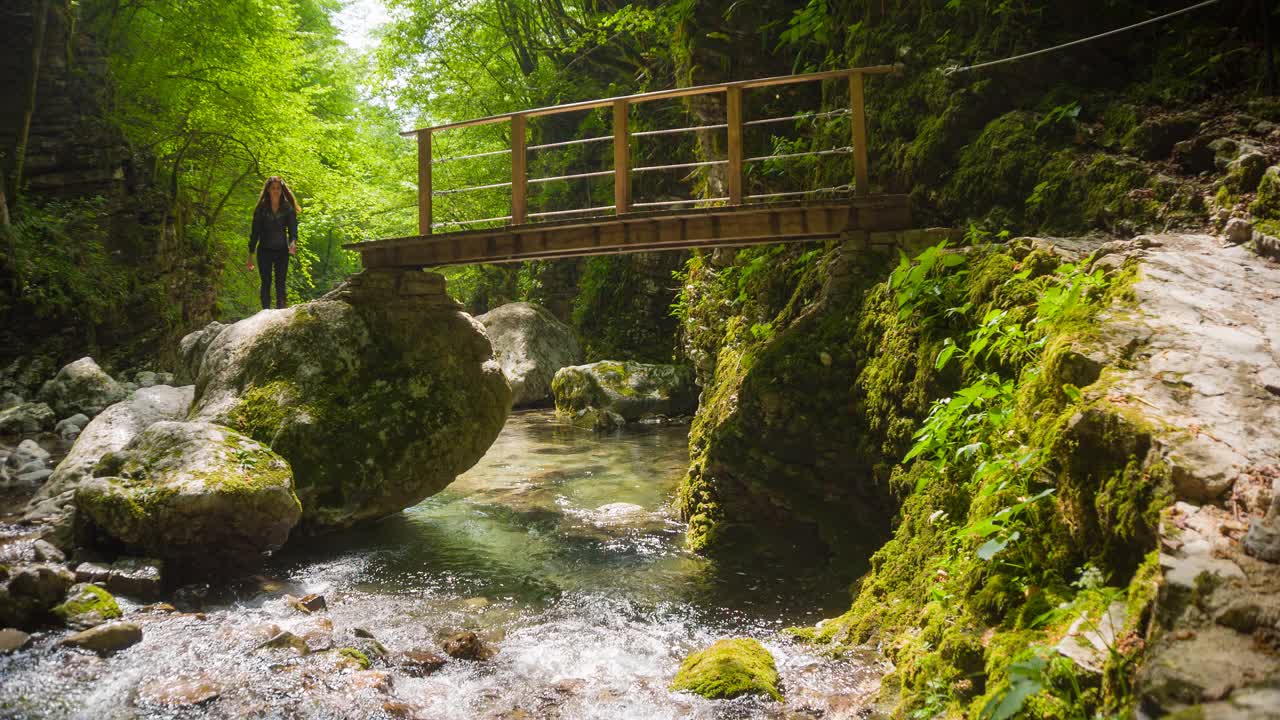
[
  {"left": 75, "top": 421, "right": 301, "bottom": 567},
  {"left": 190, "top": 269, "right": 510, "bottom": 531},
  {"left": 552, "top": 361, "right": 697, "bottom": 426},
  {"left": 23, "top": 385, "right": 194, "bottom": 523},
  {"left": 0, "top": 402, "right": 55, "bottom": 434},
  {"left": 176, "top": 321, "right": 227, "bottom": 385},
  {"left": 476, "top": 302, "right": 581, "bottom": 407},
  {"left": 37, "top": 357, "right": 128, "bottom": 419}
]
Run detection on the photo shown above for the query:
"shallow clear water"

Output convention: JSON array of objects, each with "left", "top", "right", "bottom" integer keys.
[{"left": 0, "top": 411, "right": 883, "bottom": 719}]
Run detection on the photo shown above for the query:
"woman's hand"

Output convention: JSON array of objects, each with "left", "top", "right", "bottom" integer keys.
[
  {"left": 246, "top": 254, "right": 255, "bottom": 271},
  {"left": 288, "top": 243, "right": 297, "bottom": 256}
]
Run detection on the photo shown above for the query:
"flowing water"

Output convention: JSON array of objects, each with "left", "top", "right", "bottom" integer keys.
[{"left": 0, "top": 411, "right": 883, "bottom": 719}]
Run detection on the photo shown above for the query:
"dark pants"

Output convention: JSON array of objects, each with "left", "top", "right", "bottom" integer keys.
[{"left": 257, "top": 250, "right": 289, "bottom": 309}]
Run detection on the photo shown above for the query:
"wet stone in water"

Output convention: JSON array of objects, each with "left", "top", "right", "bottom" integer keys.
[
  {"left": 106, "top": 557, "right": 163, "bottom": 600},
  {"left": 0, "top": 628, "right": 31, "bottom": 654},
  {"left": 136, "top": 674, "right": 221, "bottom": 707},
  {"left": 60, "top": 621, "right": 143, "bottom": 655},
  {"left": 286, "top": 592, "right": 327, "bottom": 614},
  {"left": 74, "top": 561, "right": 111, "bottom": 585},
  {"left": 258, "top": 630, "right": 309, "bottom": 655},
  {"left": 442, "top": 630, "right": 492, "bottom": 660},
  {"left": 394, "top": 649, "right": 448, "bottom": 677}
]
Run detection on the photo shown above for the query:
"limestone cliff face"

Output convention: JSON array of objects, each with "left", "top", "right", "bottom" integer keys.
[{"left": 0, "top": 2, "right": 217, "bottom": 368}]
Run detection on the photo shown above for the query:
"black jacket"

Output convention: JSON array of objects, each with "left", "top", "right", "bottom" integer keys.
[{"left": 249, "top": 203, "right": 298, "bottom": 254}]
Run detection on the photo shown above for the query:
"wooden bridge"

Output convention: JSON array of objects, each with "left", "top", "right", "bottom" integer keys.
[{"left": 346, "top": 66, "right": 912, "bottom": 268}]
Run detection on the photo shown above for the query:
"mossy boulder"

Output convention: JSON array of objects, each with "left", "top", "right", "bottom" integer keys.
[
  {"left": 1223, "top": 151, "right": 1267, "bottom": 194},
  {"left": 1121, "top": 114, "right": 1200, "bottom": 161},
  {"left": 551, "top": 361, "right": 696, "bottom": 425},
  {"left": 24, "top": 384, "right": 194, "bottom": 524},
  {"left": 37, "top": 357, "right": 128, "bottom": 419},
  {"left": 74, "top": 420, "right": 301, "bottom": 568},
  {"left": 52, "top": 583, "right": 122, "bottom": 629},
  {"left": 1249, "top": 166, "right": 1280, "bottom": 220},
  {"left": 190, "top": 270, "right": 510, "bottom": 531},
  {"left": 476, "top": 302, "right": 581, "bottom": 407},
  {"left": 670, "top": 638, "right": 782, "bottom": 701},
  {"left": 0, "top": 401, "right": 56, "bottom": 434}
]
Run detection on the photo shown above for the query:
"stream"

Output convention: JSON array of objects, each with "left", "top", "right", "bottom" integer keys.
[{"left": 0, "top": 410, "right": 884, "bottom": 719}]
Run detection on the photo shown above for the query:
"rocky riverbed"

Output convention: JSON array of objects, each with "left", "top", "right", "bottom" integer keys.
[{"left": 0, "top": 412, "right": 885, "bottom": 719}]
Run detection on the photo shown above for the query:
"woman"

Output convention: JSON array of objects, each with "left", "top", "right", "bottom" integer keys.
[{"left": 247, "top": 176, "right": 300, "bottom": 309}]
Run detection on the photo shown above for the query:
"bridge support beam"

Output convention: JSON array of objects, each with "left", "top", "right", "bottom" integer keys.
[{"left": 348, "top": 196, "right": 911, "bottom": 269}]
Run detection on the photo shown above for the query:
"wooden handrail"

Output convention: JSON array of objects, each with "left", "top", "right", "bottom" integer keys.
[
  {"left": 413, "top": 64, "right": 903, "bottom": 233},
  {"left": 400, "top": 64, "right": 901, "bottom": 136},
  {"left": 725, "top": 85, "right": 743, "bottom": 205}
]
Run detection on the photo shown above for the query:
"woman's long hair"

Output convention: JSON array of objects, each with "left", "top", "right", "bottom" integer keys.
[{"left": 256, "top": 175, "right": 301, "bottom": 214}]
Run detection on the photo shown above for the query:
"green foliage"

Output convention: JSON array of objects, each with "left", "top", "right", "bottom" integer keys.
[
  {"left": 78, "top": 0, "right": 411, "bottom": 321},
  {"left": 981, "top": 654, "right": 1047, "bottom": 720},
  {"left": 4, "top": 196, "right": 129, "bottom": 329},
  {"left": 572, "top": 254, "right": 682, "bottom": 363}
]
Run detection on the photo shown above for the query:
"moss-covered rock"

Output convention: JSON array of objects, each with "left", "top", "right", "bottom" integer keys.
[
  {"left": 52, "top": 583, "right": 122, "bottom": 629},
  {"left": 1249, "top": 166, "right": 1280, "bottom": 220},
  {"left": 1223, "top": 152, "right": 1267, "bottom": 194},
  {"left": 190, "top": 270, "right": 511, "bottom": 532},
  {"left": 24, "top": 384, "right": 194, "bottom": 524},
  {"left": 74, "top": 420, "right": 301, "bottom": 568},
  {"left": 338, "top": 647, "right": 372, "bottom": 669},
  {"left": 676, "top": 239, "right": 947, "bottom": 564},
  {"left": 670, "top": 638, "right": 781, "bottom": 701},
  {"left": 1121, "top": 114, "right": 1200, "bottom": 161},
  {"left": 552, "top": 361, "right": 697, "bottom": 424}
]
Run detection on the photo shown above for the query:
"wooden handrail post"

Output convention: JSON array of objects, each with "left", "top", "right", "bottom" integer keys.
[
  {"left": 511, "top": 114, "right": 527, "bottom": 225},
  {"left": 849, "top": 72, "right": 869, "bottom": 196},
  {"left": 725, "top": 86, "right": 743, "bottom": 205},
  {"left": 613, "top": 100, "right": 630, "bottom": 214},
  {"left": 418, "top": 129, "right": 433, "bottom": 235}
]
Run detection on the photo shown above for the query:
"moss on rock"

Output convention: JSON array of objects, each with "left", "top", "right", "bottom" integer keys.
[
  {"left": 74, "top": 420, "right": 301, "bottom": 568},
  {"left": 52, "top": 583, "right": 122, "bottom": 629},
  {"left": 787, "top": 246, "right": 1174, "bottom": 719},
  {"left": 338, "top": 647, "right": 372, "bottom": 669},
  {"left": 670, "top": 638, "right": 781, "bottom": 701},
  {"left": 1249, "top": 166, "right": 1280, "bottom": 220},
  {"left": 552, "top": 360, "right": 697, "bottom": 423}
]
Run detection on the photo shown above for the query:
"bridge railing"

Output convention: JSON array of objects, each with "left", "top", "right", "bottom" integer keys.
[{"left": 402, "top": 65, "right": 902, "bottom": 236}]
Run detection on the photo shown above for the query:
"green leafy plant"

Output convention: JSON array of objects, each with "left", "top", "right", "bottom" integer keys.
[{"left": 981, "top": 653, "right": 1048, "bottom": 720}]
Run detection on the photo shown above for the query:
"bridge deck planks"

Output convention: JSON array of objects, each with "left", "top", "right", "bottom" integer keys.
[{"left": 346, "top": 195, "right": 910, "bottom": 268}]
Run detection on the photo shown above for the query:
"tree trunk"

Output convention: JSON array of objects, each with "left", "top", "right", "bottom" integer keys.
[
  {"left": 0, "top": 187, "right": 20, "bottom": 295},
  {"left": 8, "top": 0, "right": 52, "bottom": 205}
]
